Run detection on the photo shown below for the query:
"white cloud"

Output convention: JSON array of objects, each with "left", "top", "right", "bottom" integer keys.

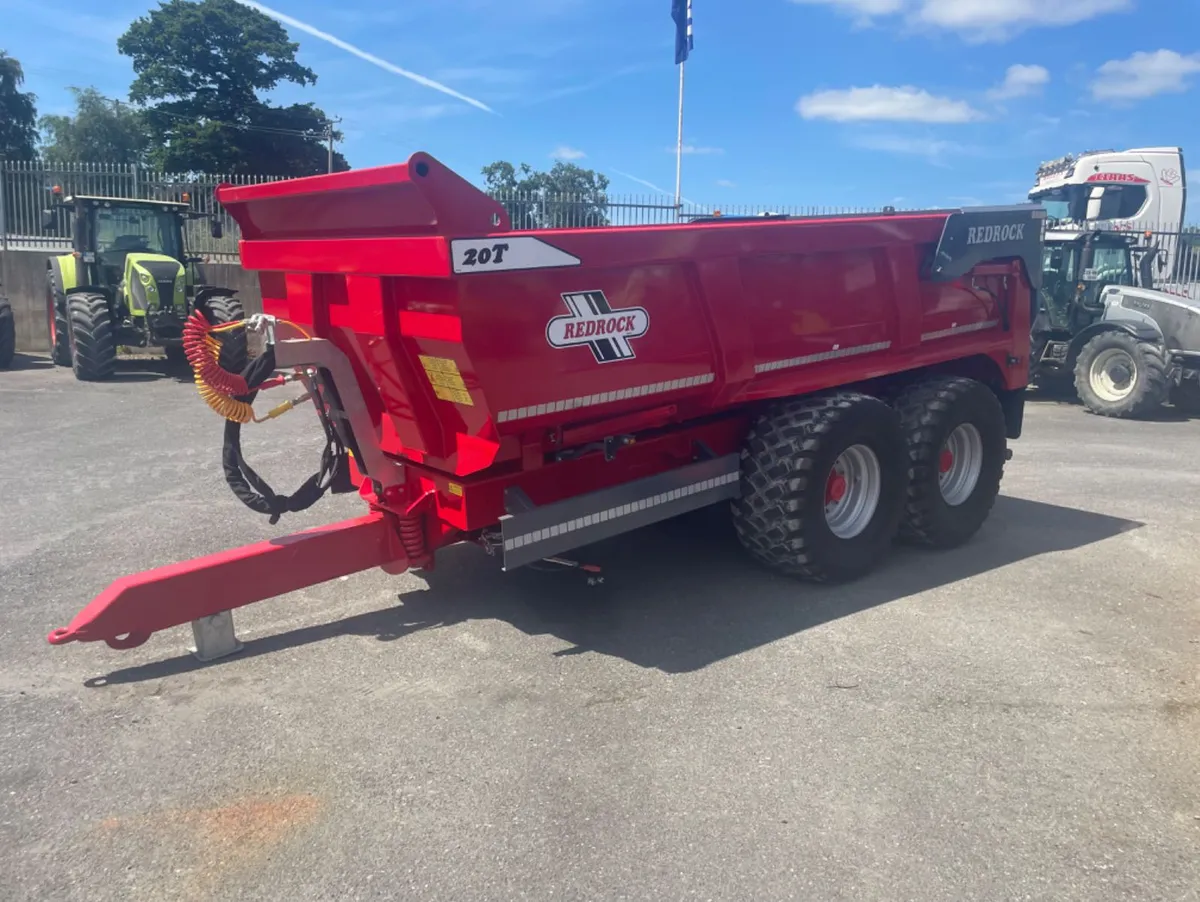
[
  {"left": 1091, "top": 50, "right": 1200, "bottom": 100},
  {"left": 716, "top": 179, "right": 737, "bottom": 188},
  {"left": 790, "top": 0, "right": 905, "bottom": 17},
  {"left": 917, "top": 0, "right": 1130, "bottom": 36},
  {"left": 797, "top": 86, "right": 981, "bottom": 123},
  {"left": 988, "top": 64, "right": 1050, "bottom": 100},
  {"left": 791, "top": 0, "right": 1131, "bottom": 40},
  {"left": 551, "top": 146, "right": 587, "bottom": 161}
]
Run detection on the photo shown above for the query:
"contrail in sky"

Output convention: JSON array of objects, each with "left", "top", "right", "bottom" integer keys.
[
  {"left": 610, "top": 169, "right": 695, "bottom": 206},
  {"left": 234, "top": 0, "right": 496, "bottom": 114}
]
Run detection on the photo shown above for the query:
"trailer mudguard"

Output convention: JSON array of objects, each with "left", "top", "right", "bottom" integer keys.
[{"left": 930, "top": 205, "right": 1048, "bottom": 290}]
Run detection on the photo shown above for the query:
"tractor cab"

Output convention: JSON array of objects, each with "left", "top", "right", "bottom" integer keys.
[{"left": 1039, "top": 230, "right": 1137, "bottom": 334}]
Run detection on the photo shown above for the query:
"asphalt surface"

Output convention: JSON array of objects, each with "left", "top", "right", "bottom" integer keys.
[{"left": 2, "top": 353, "right": 1198, "bottom": 902}]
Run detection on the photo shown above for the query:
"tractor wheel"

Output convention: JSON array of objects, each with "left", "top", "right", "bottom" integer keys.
[
  {"left": 198, "top": 294, "right": 247, "bottom": 374},
  {"left": 0, "top": 297, "right": 14, "bottom": 369},
  {"left": 65, "top": 292, "right": 117, "bottom": 381},
  {"left": 893, "top": 376, "right": 1008, "bottom": 549},
  {"left": 46, "top": 271, "right": 71, "bottom": 366},
  {"left": 1074, "top": 331, "right": 1169, "bottom": 418},
  {"left": 732, "top": 391, "right": 907, "bottom": 582}
]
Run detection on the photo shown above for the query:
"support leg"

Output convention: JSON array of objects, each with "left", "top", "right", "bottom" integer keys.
[{"left": 190, "top": 611, "right": 244, "bottom": 662}]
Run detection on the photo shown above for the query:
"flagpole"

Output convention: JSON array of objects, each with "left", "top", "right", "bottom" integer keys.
[{"left": 674, "top": 59, "right": 685, "bottom": 213}]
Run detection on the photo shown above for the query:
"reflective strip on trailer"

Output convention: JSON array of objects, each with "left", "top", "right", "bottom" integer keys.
[
  {"left": 755, "top": 340, "right": 892, "bottom": 375},
  {"left": 499, "top": 453, "right": 742, "bottom": 570},
  {"left": 496, "top": 373, "right": 715, "bottom": 424}
]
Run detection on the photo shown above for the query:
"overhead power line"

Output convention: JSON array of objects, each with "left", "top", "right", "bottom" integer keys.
[{"left": 151, "top": 108, "right": 336, "bottom": 139}]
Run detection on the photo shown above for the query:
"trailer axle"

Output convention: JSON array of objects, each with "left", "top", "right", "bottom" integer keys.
[{"left": 47, "top": 512, "right": 408, "bottom": 655}]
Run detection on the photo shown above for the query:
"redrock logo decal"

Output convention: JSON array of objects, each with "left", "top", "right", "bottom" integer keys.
[
  {"left": 546, "top": 291, "right": 650, "bottom": 363},
  {"left": 966, "top": 223, "right": 1026, "bottom": 245},
  {"left": 1086, "top": 172, "right": 1150, "bottom": 184}
]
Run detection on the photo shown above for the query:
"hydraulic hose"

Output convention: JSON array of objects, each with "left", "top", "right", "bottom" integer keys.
[{"left": 182, "top": 304, "right": 350, "bottom": 525}]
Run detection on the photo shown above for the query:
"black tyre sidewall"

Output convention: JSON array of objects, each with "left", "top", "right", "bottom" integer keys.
[
  {"left": 1075, "top": 332, "right": 1165, "bottom": 416},
  {"left": 0, "top": 301, "right": 14, "bottom": 369},
  {"left": 794, "top": 400, "right": 907, "bottom": 580},
  {"left": 46, "top": 271, "right": 71, "bottom": 365},
  {"left": 906, "top": 383, "right": 1006, "bottom": 545},
  {"left": 198, "top": 295, "right": 248, "bottom": 374}
]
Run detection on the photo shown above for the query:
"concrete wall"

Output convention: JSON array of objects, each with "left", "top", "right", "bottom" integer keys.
[{"left": 0, "top": 249, "right": 263, "bottom": 352}]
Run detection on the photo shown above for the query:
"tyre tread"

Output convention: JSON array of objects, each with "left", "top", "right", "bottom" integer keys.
[
  {"left": 733, "top": 391, "right": 897, "bottom": 582},
  {"left": 1074, "top": 332, "right": 1170, "bottom": 419},
  {"left": 0, "top": 298, "right": 14, "bottom": 369},
  {"left": 893, "top": 376, "right": 1006, "bottom": 547},
  {"left": 67, "top": 292, "right": 117, "bottom": 381}
]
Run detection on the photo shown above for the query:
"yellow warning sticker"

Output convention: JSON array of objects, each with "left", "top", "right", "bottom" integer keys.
[
  {"left": 418, "top": 355, "right": 473, "bottom": 406},
  {"left": 447, "top": 482, "right": 463, "bottom": 497}
]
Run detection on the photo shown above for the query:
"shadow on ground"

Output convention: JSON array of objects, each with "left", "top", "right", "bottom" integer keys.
[
  {"left": 4, "top": 352, "right": 53, "bottom": 371},
  {"left": 87, "top": 494, "right": 1142, "bottom": 685},
  {"left": 1025, "top": 381, "right": 1198, "bottom": 421},
  {"left": 4, "top": 353, "right": 192, "bottom": 382}
]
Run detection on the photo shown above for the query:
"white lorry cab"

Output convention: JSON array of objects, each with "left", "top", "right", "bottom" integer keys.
[{"left": 1029, "top": 147, "right": 1199, "bottom": 300}]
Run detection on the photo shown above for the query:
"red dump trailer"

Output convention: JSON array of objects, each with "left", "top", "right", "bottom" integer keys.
[{"left": 48, "top": 152, "right": 1045, "bottom": 660}]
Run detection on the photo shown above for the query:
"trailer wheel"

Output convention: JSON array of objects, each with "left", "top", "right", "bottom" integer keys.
[
  {"left": 0, "top": 297, "right": 14, "bottom": 369},
  {"left": 66, "top": 292, "right": 117, "bottom": 381},
  {"left": 893, "top": 377, "right": 1007, "bottom": 549},
  {"left": 1074, "top": 331, "right": 1169, "bottom": 418},
  {"left": 732, "top": 392, "right": 907, "bottom": 582}
]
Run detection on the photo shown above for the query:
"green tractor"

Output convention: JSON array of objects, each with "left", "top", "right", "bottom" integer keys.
[{"left": 42, "top": 191, "right": 244, "bottom": 380}]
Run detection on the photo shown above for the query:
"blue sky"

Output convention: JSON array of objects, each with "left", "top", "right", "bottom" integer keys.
[{"left": 4, "top": 0, "right": 1200, "bottom": 209}]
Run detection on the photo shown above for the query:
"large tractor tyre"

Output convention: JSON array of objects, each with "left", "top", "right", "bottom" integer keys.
[
  {"left": 46, "top": 271, "right": 71, "bottom": 366},
  {"left": 893, "top": 376, "right": 1008, "bottom": 549},
  {"left": 0, "top": 298, "right": 14, "bottom": 369},
  {"left": 197, "top": 294, "right": 248, "bottom": 375},
  {"left": 1073, "top": 331, "right": 1170, "bottom": 419},
  {"left": 65, "top": 292, "right": 117, "bottom": 381},
  {"left": 732, "top": 391, "right": 908, "bottom": 583}
]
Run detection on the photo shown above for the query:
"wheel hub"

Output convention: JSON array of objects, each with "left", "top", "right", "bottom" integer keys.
[
  {"left": 938, "top": 424, "right": 983, "bottom": 507},
  {"left": 823, "top": 444, "right": 882, "bottom": 540},
  {"left": 1088, "top": 348, "right": 1138, "bottom": 402},
  {"left": 825, "top": 472, "right": 847, "bottom": 504}
]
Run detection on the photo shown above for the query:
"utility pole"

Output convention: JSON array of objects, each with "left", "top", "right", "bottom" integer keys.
[{"left": 325, "top": 117, "right": 342, "bottom": 174}]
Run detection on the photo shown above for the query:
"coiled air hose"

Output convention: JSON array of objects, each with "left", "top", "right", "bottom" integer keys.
[{"left": 183, "top": 304, "right": 351, "bottom": 525}]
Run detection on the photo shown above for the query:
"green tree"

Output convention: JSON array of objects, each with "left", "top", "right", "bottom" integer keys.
[
  {"left": 482, "top": 160, "right": 610, "bottom": 228},
  {"left": 117, "top": 0, "right": 347, "bottom": 175},
  {"left": 0, "top": 50, "right": 38, "bottom": 160},
  {"left": 39, "top": 88, "right": 152, "bottom": 165}
]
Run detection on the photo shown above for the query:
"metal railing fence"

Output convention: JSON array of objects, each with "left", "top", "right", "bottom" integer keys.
[
  {"left": 5, "top": 159, "right": 1197, "bottom": 292},
  {"left": 2, "top": 159, "right": 901, "bottom": 259}
]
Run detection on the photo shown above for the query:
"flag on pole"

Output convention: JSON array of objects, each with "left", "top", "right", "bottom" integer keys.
[{"left": 672, "top": 0, "right": 693, "bottom": 65}]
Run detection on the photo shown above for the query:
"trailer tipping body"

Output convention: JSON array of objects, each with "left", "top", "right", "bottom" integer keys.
[{"left": 49, "top": 152, "right": 1044, "bottom": 660}]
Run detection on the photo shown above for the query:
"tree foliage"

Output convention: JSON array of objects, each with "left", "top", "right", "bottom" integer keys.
[
  {"left": 117, "top": 0, "right": 347, "bottom": 175},
  {"left": 0, "top": 50, "right": 38, "bottom": 161},
  {"left": 39, "top": 88, "right": 152, "bottom": 165},
  {"left": 482, "top": 160, "right": 610, "bottom": 228}
]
